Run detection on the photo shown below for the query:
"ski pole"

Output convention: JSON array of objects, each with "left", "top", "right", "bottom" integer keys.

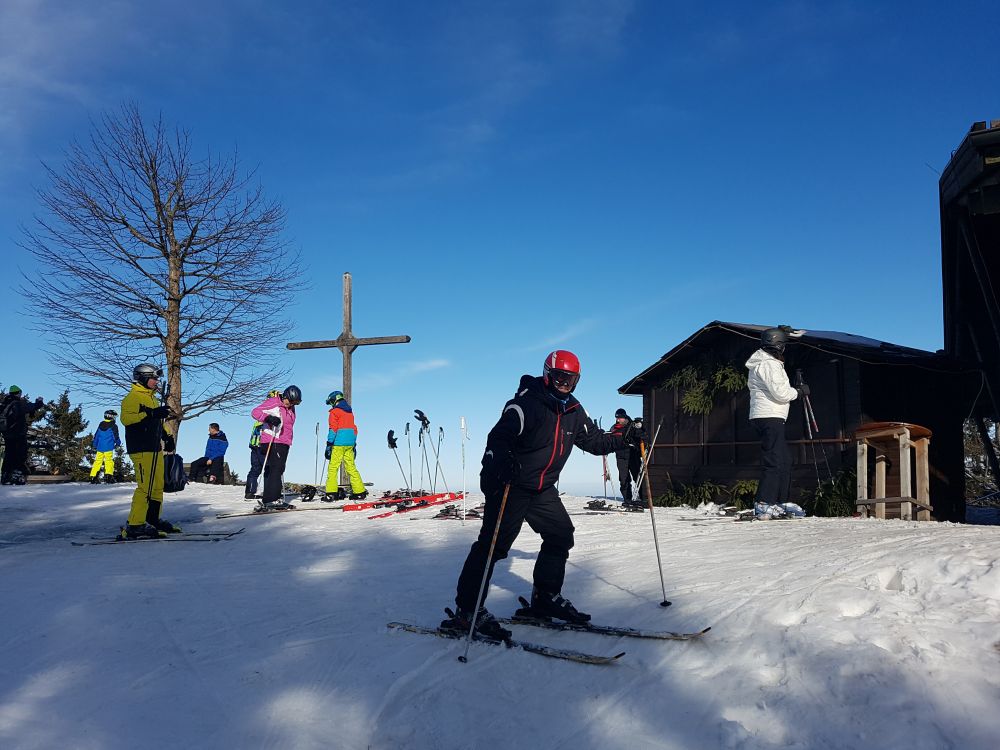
[
  {"left": 145, "top": 370, "right": 170, "bottom": 520},
  {"left": 428, "top": 425, "right": 451, "bottom": 494},
  {"left": 387, "top": 430, "right": 411, "bottom": 495},
  {"left": 459, "top": 483, "right": 511, "bottom": 663},
  {"left": 405, "top": 422, "right": 413, "bottom": 496},
  {"left": 638, "top": 435, "right": 671, "bottom": 608},
  {"left": 460, "top": 417, "right": 468, "bottom": 524},
  {"left": 795, "top": 370, "right": 823, "bottom": 487},
  {"left": 314, "top": 422, "right": 320, "bottom": 486}
]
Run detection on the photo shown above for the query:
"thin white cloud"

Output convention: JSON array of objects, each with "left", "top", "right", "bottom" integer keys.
[
  {"left": 514, "top": 317, "right": 602, "bottom": 354},
  {"left": 341, "top": 358, "right": 452, "bottom": 395}
]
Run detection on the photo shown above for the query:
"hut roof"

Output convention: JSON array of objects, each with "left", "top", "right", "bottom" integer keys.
[{"left": 618, "top": 321, "right": 958, "bottom": 395}]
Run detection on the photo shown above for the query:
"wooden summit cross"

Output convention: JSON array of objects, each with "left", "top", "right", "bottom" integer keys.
[{"left": 286, "top": 272, "right": 411, "bottom": 405}]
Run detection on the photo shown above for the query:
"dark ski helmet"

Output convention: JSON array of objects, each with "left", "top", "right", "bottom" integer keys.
[
  {"left": 543, "top": 350, "right": 581, "bottom": 394},
  {"left": 615, "top": 408, "right": 628, "bottom": 419},
  {"left": 326, "top": 390, "right": 344, "bottom": 406},
  {"left": 760, "top": 328, "right": 788, "bottom": 357},
  {"left": 132, "top": 363, "right": 162, "bottom": 385},
  {"left": 282, "top": 385, "right": 302, "bottom": 405},
  {"left": 104, "top": 409, "right": 118, "bottom": 420}
]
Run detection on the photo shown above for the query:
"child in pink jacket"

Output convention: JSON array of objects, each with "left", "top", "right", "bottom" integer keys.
[{"left": 250, "top": 385, "right": 301, "bottom": 509}]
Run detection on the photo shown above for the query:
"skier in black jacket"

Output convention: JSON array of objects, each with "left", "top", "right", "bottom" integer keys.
[
  {"left": 0, "top": 386, "right": 45, "bottom": 485},
  {"left": 610, "top": 408, "right": 647, "bottom": 509},
  {"left": 442, "top": 350, "right": 629, "bottom": 640}
]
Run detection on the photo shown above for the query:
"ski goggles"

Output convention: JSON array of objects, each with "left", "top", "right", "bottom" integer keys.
[{"left": 548, "top": 369, "right": 579, "bottom": 390}]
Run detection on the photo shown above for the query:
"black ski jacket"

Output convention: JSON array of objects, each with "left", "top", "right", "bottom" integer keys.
[
  {"left": 0, "top": 394, "right": 42, "bottom": 438},
  {"left": 481, "top": 375, "right": 622, "bottom": 493}
]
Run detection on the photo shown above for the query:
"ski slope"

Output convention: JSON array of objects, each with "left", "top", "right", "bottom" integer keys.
[{"left": 1, "top": 483, "right": 998, "bottom": 749}]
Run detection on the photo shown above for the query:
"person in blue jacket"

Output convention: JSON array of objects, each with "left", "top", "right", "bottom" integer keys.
[
  {"left": 189, "top": 423, "right": 229, "bottom": 483},
  {"left": 90, "top": 409, "right": 122, "bottom": 484}
]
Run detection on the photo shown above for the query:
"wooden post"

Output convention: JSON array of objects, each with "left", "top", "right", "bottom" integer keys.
[
  {"left": 856, "top": 439, "right": 868, "bottom": 517},
  {"left": 915, "top": 437, "right": 931, "bottom": 521},
  {"left": 287, "top": 272, "right": 411, "bottom": 487}
]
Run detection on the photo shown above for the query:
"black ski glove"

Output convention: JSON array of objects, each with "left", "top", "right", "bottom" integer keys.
[
  {"left": 324, "top": 442, "right": 333, "bottom": 460},
  {"left": 481, "top": 450, "right": 517, "bottom": 493},
  {"left": 264, "top": 415, "right": 282, "bottom": 427},
  {"left": 621, "top": 422, "right": 638, "bottom": 448},
  {"left": 141, "top": 404, "right": 170, "bottom": 419},
  {"left": 387, "top": 430, "right": 398, "bottom": 449},
  {"left": 162, "top": 433, "right": 176, "bottom": 452},
  {"left": 796, "top": 384, "right": 811, "bottom": 398}
]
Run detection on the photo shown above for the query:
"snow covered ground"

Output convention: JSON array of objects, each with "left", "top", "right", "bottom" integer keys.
[{"left": 1, "top": 483, "right": 998, "bottom": 750}]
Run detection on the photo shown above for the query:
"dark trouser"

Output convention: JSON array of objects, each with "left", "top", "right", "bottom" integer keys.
[
  {"left": 260, "top": 442, "right": 289, "bottom": 502},
  {"left": 189, "top": 457, "right": 208, "bottom": 482},
  {"left": 455, "top": 484, "right": 575, "bottom": 612},
  {"left": 245, "top": 446, "right": 264, "bottom": 495},
  {"left": 752, "top": 418, "right": 791, "bottom": 503},
  {"left": 1, "top": 431, "right": 28, "bottom": 483},
  {"left": 617, "top": 452, "right": 646, "bottom": 502}
]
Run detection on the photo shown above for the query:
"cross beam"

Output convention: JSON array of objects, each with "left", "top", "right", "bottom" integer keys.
[{"left": 286, "top": 272, "right": 411, "bottom": 405}]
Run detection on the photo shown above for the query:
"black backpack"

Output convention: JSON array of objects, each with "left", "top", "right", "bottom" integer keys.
[
  {"left": 163, "top": 454, "right": 187, "bottom": 493},
  {"left": 0, "top": 399, "right": 17, "bottom": 434}
]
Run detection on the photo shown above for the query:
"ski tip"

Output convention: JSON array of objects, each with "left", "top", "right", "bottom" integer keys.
[
  {"left": 699, "top": 627, "right": 712, "bottom": 635},
  {"left": 612, "top": 652, "right": 627, "bottom": 660}
]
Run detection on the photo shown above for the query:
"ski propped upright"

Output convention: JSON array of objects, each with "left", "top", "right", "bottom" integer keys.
[
  {"left": 386, "top": 622, "right": 625, "bottom": 665},
  {"left": 501, "top": 597, "right": 711, "bottom": 641}
]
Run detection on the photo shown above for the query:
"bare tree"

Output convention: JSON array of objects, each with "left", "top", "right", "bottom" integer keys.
[{"left": 20, "top": 103, "right": 302, "bottom": 438}]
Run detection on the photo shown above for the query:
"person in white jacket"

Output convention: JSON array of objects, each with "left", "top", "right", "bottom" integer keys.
[{"left": 745, "top": 328, "right": 809, "bottom": 506}]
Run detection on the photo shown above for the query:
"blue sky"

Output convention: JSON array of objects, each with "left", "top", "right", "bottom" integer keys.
[{"left": 0, "top": 0, "right": 996, "bottom": 493}]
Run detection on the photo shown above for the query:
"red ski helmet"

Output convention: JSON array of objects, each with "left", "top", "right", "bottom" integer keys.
[{"left": 542, "top": 350, "right": 581, "bottom": 393}]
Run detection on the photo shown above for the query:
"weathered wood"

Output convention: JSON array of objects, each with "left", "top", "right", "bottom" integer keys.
[
  {"left": 874, "top": 455, "right": 886, "bottom": 499},
  {"left": 286, "top": 271, "right": 411, "bottom": 484}
]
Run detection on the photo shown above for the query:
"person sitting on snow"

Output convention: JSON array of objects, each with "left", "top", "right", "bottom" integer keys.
[{"left": 189, "top": 423, "right": 229, "bottom": 484}]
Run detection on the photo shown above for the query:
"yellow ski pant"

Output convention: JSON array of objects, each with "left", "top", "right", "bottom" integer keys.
[
  {"left": 127, "top": 451, "right": 164, "bottom": 526},
  {"left": 325, "top": 446, "right": 365, "bottom": 494},
  {"left": 90, "top": 451, "right": 115, "bottom": 477}
]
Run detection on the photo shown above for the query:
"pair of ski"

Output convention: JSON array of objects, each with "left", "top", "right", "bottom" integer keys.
[
  {"left": 72, "top": 528, "right": 246, "bottom": 546},
  {"left": 368, "top": 492, "right": 462, "bottom": 519},
  {"left": 389, "top": 597, "right": 710, "bottom": 665}
]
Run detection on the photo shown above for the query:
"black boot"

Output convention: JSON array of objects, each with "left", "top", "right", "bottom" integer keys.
[
  {"left": 104, "top": 474, "right": 116, "bottom": 484},
  {"left": 349, "top": 490, "right": 368, "bottom": 501},
  {"left": 120, "top": 523, "right": 166, "bottom": 540},
  {"left": 440, "top": 607, "right": 511, "bottom": 641},
  {"left": 90, "top": 476, "right": 101, "bottom": 485},
  {"left": 146, "top": 500, "right": 182, "bottom": 533},
  {"left": 528, "top": 587, "right": 591, "bottom": 623}
]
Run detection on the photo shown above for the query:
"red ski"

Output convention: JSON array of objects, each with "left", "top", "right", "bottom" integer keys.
[
  {"left": 342, "top": 492, "right": 450, "bottom": 512},
  {"left": 368, "top": 492, "right": 463, "bottom": 519}
]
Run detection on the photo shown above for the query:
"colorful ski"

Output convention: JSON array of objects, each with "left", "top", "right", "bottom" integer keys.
[
  {"left": 368, "top": 493, "right": 462, "bottom": 519},
  {"left": 342, "top": 492, "right": 449, "bottom": 512},
  {"left": 386, "top": 622, "right": 625, "bottom": 665}
]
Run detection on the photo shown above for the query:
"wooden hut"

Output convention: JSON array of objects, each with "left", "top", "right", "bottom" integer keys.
[{"left": 617, "top": 322, "right": 977, "bottom": 521}]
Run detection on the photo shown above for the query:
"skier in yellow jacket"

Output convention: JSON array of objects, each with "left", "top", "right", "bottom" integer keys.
[{"left": 119, "top": 363, "right": 180, "bottom": 540}]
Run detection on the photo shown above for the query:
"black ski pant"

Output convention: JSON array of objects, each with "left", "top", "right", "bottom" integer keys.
[
  {"left": 617, "top": 453, "right": 646, "bottom": 502},
  {"left": 455, "top": 484, "right": 574, "bottom": 612},
  {"left": 260, "top": 442, "right": 289, "bottom": 502},
  {"left": 245, "top": 446, "right": 264, "bottom": 495},
  {"left": 189, "top": 457, "right": 222, "bottom": 483},
  {"left": 1, "top": 431, "right": 29, "bottom": 483},
  {"left": 752, "top": 418, "right": 791, "bottom": 504}
]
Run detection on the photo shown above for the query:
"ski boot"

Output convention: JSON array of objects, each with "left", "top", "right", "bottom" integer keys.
[
  {"left": 104, "top": 474, "right": 117, "bottom": 484},
  {"left": 299, "top": 486, "right": 318, "bottom": 503},
  {"left": 622, "top": 500, "right": 646, "bottom": 512},
  {"left": 518, "top": 587, "right": 591, "bottom": 624},
  {"left": 90, "top": 476, "right": 101, "bottom": 484},
  {"left": 119, "top": 523, "right": 167, "bottom": 540},
  {"left": 440, "top": 607, "right": 511, "bottom": 641},
  {"left": 256, "top": 500, "right": 295, "bottom": 512},
  {"left": 349, "top": 490, "right": 369, "bottom": 501},
  {"left": 151, "top": 518, "right": 182, "bottom": 533}
]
